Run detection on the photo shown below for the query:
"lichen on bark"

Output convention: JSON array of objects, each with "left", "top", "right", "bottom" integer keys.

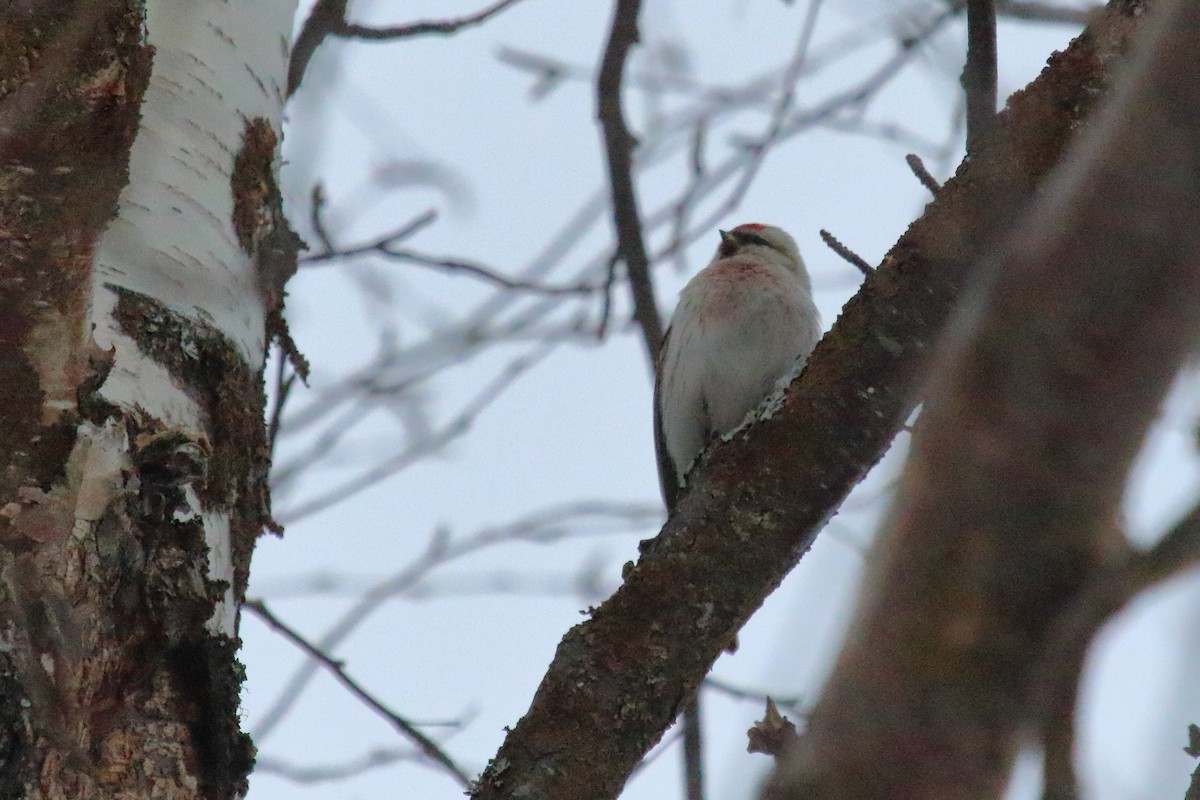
[
  {"left": 232, "top": 116, "right": 307, "bottom": 380},
  {"left": 0, "top": 2, "right": 154, "bottom": 793},
  {"left": 110, "top": 285, "right": 274, "bottom": 597},
  {"left": 0, "top": 0, "right": 152, "bottom": 505}
]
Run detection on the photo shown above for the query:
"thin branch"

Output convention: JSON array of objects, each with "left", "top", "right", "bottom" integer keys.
[
  {"left": 305, "top": 200, "right": 438, "bottom": 259},
  {"left": 244, "top": 600, "right": 473, "bottom": 788},
  {"left": 667, "top": 119, "right": 710, "bottom": 275},
  {"left": 703, "top": 677, "right": 804, "bottom": 715},
  {"left": 637, "top": 728, "right": 688, "bottom": 774},
  {"left": 682, "top": 698, "right": 704, "bottom": 800},
  {"left": 257, "top": 749, "right": 420, "bottom": 784},
  {"left": 819, "top": 229, "right": 874, "bottom": 275},
  {"left": 597, "top": 0, "right": 665, "bottom": 365},
  {"left": 721, "top": 0, "right": 825, "bottom": 215},
  {"left": 905, "top": 153, "right": 942, "bottom": 195},
  {"left": 288, "top": 0, "right": 527, "bottom": 97},
  {"left": 994, "top": 0, "right": 1094, "bottom": 25},
  {"left": 817, "top": 116, "right": 945, "bottom": 154},
  {"left": 267, "top": 352, "right": 298, "bottom": 460},
  {"left": 380, "top": 250, "right": 597, "bottom": 296},
  {"left": 308, "top": 183, "right": 336, "bottom": 253},
  {"left": 313, "top": 244, "right": 598, "bottom": 296},
  {"left": 339, "top": 0, "right": 526, "bottom": 40},
  {"left": 303, "top": 205, "right": 597, "bottom": 296},
  {"left": 596, "top": 252, "right": 621, "bottom": 340},
  {"left": 287, "top": 0, "right": 348, "bottom": 98},
  {"left": 964, "top": 0, "right": 998, "bottom": 155},
  {"left": 692, "top": 8, "right": 957, "bottom": 237},
  {"left": 275, "top": 347, "right": 553, "bottom": 525}
]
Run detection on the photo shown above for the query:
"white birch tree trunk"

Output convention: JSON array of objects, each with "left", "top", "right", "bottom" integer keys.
[{"left": 0, "top": 1, "right": 296, "bottom": 797}]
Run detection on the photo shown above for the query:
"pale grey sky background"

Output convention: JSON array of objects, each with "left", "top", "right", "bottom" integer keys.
[{"left": 240, "top": 2, "right": 1200, "bottom": 798}]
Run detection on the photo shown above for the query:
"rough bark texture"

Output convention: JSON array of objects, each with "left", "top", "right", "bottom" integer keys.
[
  {"left": 766, "top": 0, "right": 1200, "bottom": 797},
  {"left": 0, "top": 2, "right": 274, "bottom": 797},
  {"left": 0, "top": 2, "right": 152, "bottom": 792},
  {"left": 470, "top": 3, "right": 1147, "bottom": 799}
]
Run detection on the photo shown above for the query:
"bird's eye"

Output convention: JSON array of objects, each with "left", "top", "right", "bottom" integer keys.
[{"left": 736, "top": 232, "right": 774, "bottom": 250}]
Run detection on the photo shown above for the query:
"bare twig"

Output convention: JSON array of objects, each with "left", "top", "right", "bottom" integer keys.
[
  {"left": 819, "top": 229, "right": 874, "bottom": 275},
  {"left": 496, "top": 48, "right": 570, "bottom": 100},
  {"left": 597, "top": 0, "right": 664, "bottom": 365},
  {"left": 994, "top": 0, "right": 1094, "bottom": 25},
  {"left": 703, "top": 677, "right": 804, "bottom": 715},
  {"left": 309, "top": 183, "right": 335, "bottom": 253},
  {"left": 313, "top": 245, "right": 597, "bottom": 296},
  {"left": 288, "top": 0, "right": 527, "bottom": 97},
  {"left": 303, "top": 205, "right": 597, "bottom": 296},
  {"left": 257, "top": 749, "right": 421, "bottom": 784},
  {"left": 305, "top": 199, "right": 436, "bottom": 259},
  {"left": 244, "top": 599, "right": 473, "bottom": 788},
  {"left": 267, "top": 352, "right": 298, "bottom": 460},
  {"left": 287, "top": 0, "right": 348, "bottom": 97},
  {"left": 687, "top": 8, "right": 957, "bottom": 239},
  {"left": 682, "top": 698, "right": 704, "bottom": 800},
  {"left": 720, "top": 0, "right": 825, "bottom": 217},
  {"left": 596, "top": 252, "right": 621, "bottom": 339},
  {"left": 818, "top": 117, "right": 944, "bottom": 153},
  {"left": 667, "top": 120, "right": 710, "bottom": 275},
  {"left": 905, "top": 153, "right": 941, "bottom": 195},
  {"left": 964, "top": 0, "right": 998, "bottom": 155},
  {"left": 275, "top": 347, "right": 553, "bottom": 525},
  {"left": 339, "top": 0, "right": 525, "bottom": 39}
]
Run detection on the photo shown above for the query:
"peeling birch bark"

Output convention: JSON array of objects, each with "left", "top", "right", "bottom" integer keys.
[{"left": 0, "top": 1, "right": 296, "bottom": 798}]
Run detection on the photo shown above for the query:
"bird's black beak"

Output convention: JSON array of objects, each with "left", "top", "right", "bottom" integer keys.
[{"left": 718, "top": 229, "right": 739, "bottom": 257}]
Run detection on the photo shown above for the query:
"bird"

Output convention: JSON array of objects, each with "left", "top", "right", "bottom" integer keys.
[{"left": 654, "top": 223, "right": 821, "bottom": 512}]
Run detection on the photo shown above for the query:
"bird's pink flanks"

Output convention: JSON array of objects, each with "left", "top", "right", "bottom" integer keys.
[{"left": 653, "top": 224, "right": 821, "bottom": 511}]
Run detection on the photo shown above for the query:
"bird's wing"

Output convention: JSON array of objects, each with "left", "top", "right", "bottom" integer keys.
[{"left": 653, "top": 327, "right": 679, "bottom": 514}]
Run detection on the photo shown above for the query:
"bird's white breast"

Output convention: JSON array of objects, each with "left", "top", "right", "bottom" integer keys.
[{"left": 659, "top": 257, "right": 821, "bottom": 481}]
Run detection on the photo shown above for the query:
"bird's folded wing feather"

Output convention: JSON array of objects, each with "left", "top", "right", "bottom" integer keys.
[{"left": 653, "top": 327, "right": 679, "bottom": 514}]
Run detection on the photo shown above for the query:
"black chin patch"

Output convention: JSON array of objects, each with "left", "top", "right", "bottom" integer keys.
[
  {"left": 735, "top": 231, "right": 773, "bottom": 250},
  {"left": 719, "top": 230, "right": 774, "bottom": 258}
]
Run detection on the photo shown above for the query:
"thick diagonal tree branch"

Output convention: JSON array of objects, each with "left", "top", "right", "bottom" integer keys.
[
  {"left": 469, "top": 4, "right": 1147, "bottom": 800},
  {"left": 767, "top": 2, "right": 1200, "bottom": 798}
]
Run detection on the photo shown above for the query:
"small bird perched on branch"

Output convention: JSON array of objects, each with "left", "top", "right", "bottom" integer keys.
[{"left": 654, "top": 223, "right": 821, "bottom": 512}]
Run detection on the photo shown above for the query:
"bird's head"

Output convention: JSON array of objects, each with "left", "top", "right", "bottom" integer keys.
[{"left": 716, "top": 223, "right": 807, "bottom": 283}]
